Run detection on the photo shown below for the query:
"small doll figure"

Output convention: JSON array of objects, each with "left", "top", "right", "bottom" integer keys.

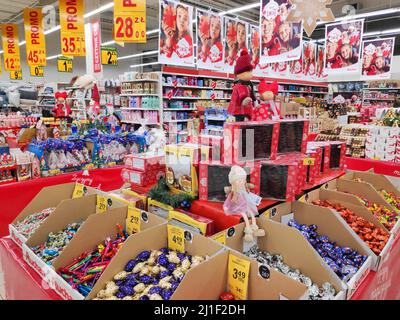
[
  {"left": 223, "top": 166, "right": 265, "bottom": 242},
  {"left": 52, "top": 91, "right": 71, "bottom": 118},
  {"left": 252, "top": 80, "right": 280, "bottom": 121}
]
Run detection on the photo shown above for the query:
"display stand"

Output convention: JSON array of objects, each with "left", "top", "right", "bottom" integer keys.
[{"left": 345, "top": 157, "right": 400, "bottom": 178}]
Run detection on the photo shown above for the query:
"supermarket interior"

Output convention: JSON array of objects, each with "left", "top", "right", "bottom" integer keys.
[{"left": 0, "top": 0, "right": 400, "bottom": 302}]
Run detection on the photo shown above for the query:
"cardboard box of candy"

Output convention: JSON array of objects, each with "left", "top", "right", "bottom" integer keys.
[
  {"left": 51, "top": 207, "right": 166, "bottom": 300},
  {"left": 85, "top": 224, "right": 226, "bottom": 300},
  {"left": 9, "top": 182, "right": 99, "bottom": 248},
  {"left": 168, "top": 210, "right": 214, "bottom": 236},
  {"left": 267, "top": 201, "right": 373, "bottom": 300},
  {"left": 300, "top": 187, "right": 395, "bottom": 272},
  {"left": 276, "top": 119, "right": 309, "bottom": 155},
  {"left": 147, "top": 198, "right": 175, "bottom": 220},
  {"left": 121, "top": 168, "right": 165, "bottom": 187},
  {"left": 223, "top": 121, "right": 280, "bottom": 166},
  {"left": 214, "top": 218, "right": 346, "bottom": 300},
  {"left": 124, "top": 153, "right": 165, "bottom": 172}
]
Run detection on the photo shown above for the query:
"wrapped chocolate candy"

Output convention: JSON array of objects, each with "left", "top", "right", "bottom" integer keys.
[
  {"left": 287, "top": 219, "right": 368, "bottom": 281},
  {"left": 93, "top": 248, "right": 207, "bottom": 300},
  {"left": 14, "top": 207, "right": 56, "bottom": 238},
  {"left": 245, "top": 246, "right": 337, "bottom": 300}
]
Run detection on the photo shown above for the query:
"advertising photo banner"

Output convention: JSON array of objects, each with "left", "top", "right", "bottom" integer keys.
[
  {"left": 250, "top": 25, "right": 269, "bottom": 77},
  {"left": 24, "top": 8, "right": 46, "bottom": 66},
  {"left": 59, "top": 0, "right": 86, "bottom": 56},
  {"left": 259, "top": 0, "right": 303, "bottom": 65},
  {"left": 361, "top": 37, "right": 395, "bottom": 80},
  {"left": 324, "top": 19, "right": 364, "bottom": 74},
  {"left": 114, "top": 0, "right": 147, "bottom": 43},
  {"left": 196, "top": 9, "right": 224, "bottom": 71},
  {"left": 316, "top": 44, "right": 327, "bottom": 81},
  {"left": 2, "top": 24, "right": 21, "bottom": 71},
  {"left": 223, "top": 17, "right": 248, "bottom": 73},
  {"left": 159, "top": 0, "right": 195, "bottom": 67},
  {"left": 302, "top": 41, "right": 316, "bottom": 80}
]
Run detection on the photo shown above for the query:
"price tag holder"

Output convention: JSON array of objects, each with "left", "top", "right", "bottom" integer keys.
[
  {"left": 57, "top": 56, "right": 73, "bottom": 73},
  {"left": 72, "top": 183, "right": 86, "bottom": 199},
  {"left": 167, "top": 225, "right": 185, "bottom": 253},
  {"left": 211, "top": 232, "right": 226, "bottom": 245},
  {"left": 101, "top": 46, "right": 118, "bottom": 65},
  {"left": 303, "top": 158, "right": 315, "bottom": 166},
  {"left": 228, "top": 253, "right": 250, "bottom": 300},
  {"left": 126, "top": 206, "right": 141, "bottom": 235},
  {"left": 10, "top": 70, "right": 22, "bottom": 80},
  {"left": 97, "top": 195, "right": 108, "bottom": 213},
  {"left": 30, "top": 66, "right": 44, "bottom": 77},
  {"left": 114, "top": 0, "right": 147, "bottom": 43}
]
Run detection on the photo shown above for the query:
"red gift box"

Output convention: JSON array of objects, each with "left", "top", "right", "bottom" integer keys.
[
  {"left": 276, "top": 119, "right": 310, "bottom": 155},
  {"left": 191, "top": 134, "right": 225, "bottom": 163},
  {"left": 124, "top": 153, "right": 165, "bottom": 172},
  {"left": 326, "top": 141, "right": 346, "bottom": 171},
  {"left": 169, "top": 209, "right": 215, "bottom": 236},
  {"left": 223, "top": 121, "right": 280, "bottom": 165},
  {"left": 307, "top": 142, "right": 331, "bottom": 174},
  {"left": 276, "top": 152, "right": 306, "bottom": 195},
  {"left": 121, "top": 168, "right": 165, "bottom": 187},
  {"left": 304, "top": 147, "right": 323, "bottom": 185}
]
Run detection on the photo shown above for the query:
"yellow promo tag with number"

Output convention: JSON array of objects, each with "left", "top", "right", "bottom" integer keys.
[
  {"left": 57, "top": 56, "right": 73, "bottom": 72},
  {"left": 10, "top": 70, "right": 22, "bottom": 80},
  {"left": 30, "top": 65, "right": 44, "bottom": 77},
  {"left": 167, "top": 225, "right": 185, "bottom": 253},
  {"left": 211, "top": 232, "right": 226, "bottom": 245},
  {"left": 303, "top": 158, "right": 315, "bottom": 166},
  {"left": 228, "top": 253, "right": 250, "bottom": 300},
  {"left": 127, "top": 206, "right": 141, "bottom": 235},
  {"left": 101, "top": 46, "right": 118, "bottom": 65},
  {"left": 72, "top": 183, "right": 85, "bottom": 199},
  {"left": 97, "top": 195, "right": 108, "bottom": 213}
]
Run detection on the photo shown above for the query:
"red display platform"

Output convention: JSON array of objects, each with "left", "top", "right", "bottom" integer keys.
[
  {"left": 1, "top": 232, "right": 399, "bottom": 300},
  {"left": 345, "top": 157, "right": 400, "bottom": 178},
  {"left": 0, "top": 166, "right": 124, "bottom": 237}
]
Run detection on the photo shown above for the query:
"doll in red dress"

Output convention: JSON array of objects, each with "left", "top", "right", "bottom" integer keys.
[
  {"left": 228, "top": 49, "right": 256, "bottom": 121},
  {"left": 252, "top": 80, "right": 280, "bottom": 121},
  {"left": 52, "top": 92, "right": 71, "bottom": 118}
]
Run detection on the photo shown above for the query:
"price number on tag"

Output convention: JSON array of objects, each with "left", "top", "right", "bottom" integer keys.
[
  {"left": 27, "top": 50, "right": 46, "bottom": 66},
  {"left": 61, "top": 36, "right": 85, "bottom": 55},
  {"left": 114, "top": 15, "right": 146, "bottom": 42},
  {"left": 5, "top": 58, "right": 20, "bottom": 71},
  {"left": 101, "top": 47, "right": 118, "bottom": 65},
  {"left": 127, "top": 207, "right": 141, "bottom": 234},
  {"left": 228, "top": 254, "right": 250, "bottom": 300},
  {"left": 167, "top": 225, "right": 185, "bottom": 253},
  {"left": 97, "top": 195, "right": 108, "bottom": 213},
  {"left": 30, "top": 66, "right": 44, "bottom": 77},
  {"left": 57, "top": 57, "right": 73, "bottom": 73},
  {"left": 303, "top": 158, "right": 315, "bottom": 166},
  {"left": 10, "top": 70, "right": 22, "bottom": 80}
]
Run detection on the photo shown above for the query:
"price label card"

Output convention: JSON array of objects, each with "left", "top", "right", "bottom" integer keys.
[
  {"left": 2, "top": 24, "right": 21, "bottom": 71},
  {"left": 10, "top": 70, "right": 22, "bottom": 80},
  {"left": 127, "top": 206, "right": 141, "bottom": 235},
  {"left": 303, "top": 158, "right": 315, "bottom": 166},
  {"left": 167, "top": 225, "right": 185, "bottom": 253},
  {"left": 228, "top": 253, "right": 250, "bottom": 300},
  {"left": 30, "top": 65, "right": 44, "bottom": 77},
  {"left": 114, "top": 0, "right": 147, "bottom": 43},
  {"left": 211, "top": 232, "right": 226, "bottom": 245},
  {"left": 101, "top": 46, "right": 118, "bottom": 65},
  {"left": 72, "top": 183, "right": 85, "bottom": 199},
  {"left": 97, "top": 195, "right": 108, "bottom": 213},
  {"left": 24, "top": 8, "right": 46, "bottom": 66},
  {"left": 57, "top": 56, "right": 73, "bottom": 72},
  {"left": 83, "top": 163, "right": 95, "bottom": 170}
]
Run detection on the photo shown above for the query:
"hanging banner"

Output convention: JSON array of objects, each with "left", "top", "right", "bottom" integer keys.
[
  {"left": 30, "top": 65, "right": 44, "bottom": 77},
  {"left": 223, "top": 17, "right": 248, "bottom": 73},
  {"left": 114, "top": 0, "right": 147, "bottom": 43},
  {"left": 250, "top": 25, "right": 267, "bottom": 77},
  {"left": 302, "top": 41, "right": 316, "bottom": 79},
  {"left": 259, "top": 0, "right": 303, "bottom": 65},
  {"left": 288, "top": 48, "right": 303, "bottom": 80},
  {"left": 324, "top": 19, "right": 364, "bottom": 75},
  {"left": 101, "top": 46, "right": 118, "bottom": 65},
  {"left": 91, "top": 20, "right": 102, "bottom": 73},
  {"left": 59, "top": 0, "right": 86, "bottom": 56},
  {"left": 316, "top": 44, "right": 327, "bottom": 81},
  {"left": 159, "top": 0, "right": 194, "bottom": 67},
  {"left": 2, "top": 24, "right": 21, "bottom": 71},
  {"left": 24, "top": 8, "right": 46, "bottom": 66},
  {"left": 361, "top": 38, "right": 395, "bottom": 81},
  {"left": 57, "top": 56, "right": 73, "bottom": 72},
  {"left": 196, "top": 9, "right": 224, "bottom": 71},
  {"left": 271, "top": 61, "right": 288, "bottom": 78}
]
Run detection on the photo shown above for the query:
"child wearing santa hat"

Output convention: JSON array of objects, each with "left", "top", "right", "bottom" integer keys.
[{"left": 52, "top": 92, "right": 71, "bottom": 119}]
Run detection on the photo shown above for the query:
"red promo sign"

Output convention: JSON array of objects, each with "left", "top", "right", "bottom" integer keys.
[{"left": 91, "top": 20, "right": 102, "bottom": 73}]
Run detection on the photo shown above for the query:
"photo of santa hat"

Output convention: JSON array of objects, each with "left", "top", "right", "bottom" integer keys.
[{"left": 258, "top": 80, "right": 278, "bottom": 96}]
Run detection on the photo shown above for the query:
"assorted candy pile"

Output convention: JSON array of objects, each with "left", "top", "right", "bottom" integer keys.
[
  {"left": 312, "top": 200, "right": 389, "bottom": 255},
  {"left": 58, "top": 225, "right": 128, "bottom": 297},
  {"left": 246, "top": 246, "right": 337, "bottom": 300},
  {"left": 93, "top": 248, "right": 206, "bottom": 300},
  {"left": 14, "top": 207, "right": 56, "bottom": 238},
  {"left": 379, "top": 190, "right": 400, "bottom": 214},
  {"left": 32, "top": 221, "right": 83, "bottom": 265},
  {"left": 288, "top": 219, "right": 368, "bottom": 281}
]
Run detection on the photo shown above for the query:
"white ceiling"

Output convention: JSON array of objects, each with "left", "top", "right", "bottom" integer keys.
[{"left": 0, "top": 0, "right": 39, "bottom": 22}]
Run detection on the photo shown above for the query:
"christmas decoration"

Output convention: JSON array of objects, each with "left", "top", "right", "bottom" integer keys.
[{"left": 148, "top": 178, "right": 194, "bottom": 209}]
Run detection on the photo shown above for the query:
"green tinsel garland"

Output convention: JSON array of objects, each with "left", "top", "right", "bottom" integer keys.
[{"left": 148, "top": 178, "right": 194, "bottom": 208}]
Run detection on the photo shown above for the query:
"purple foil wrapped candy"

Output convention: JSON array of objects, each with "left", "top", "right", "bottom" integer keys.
[
  {"left": 116, "top": 291, "right": 126, "bottom": 299},
  {"left": 137, "top": 251, "right": 151, "bottom": 261},
  {"left": 125, "top": 279, "right": 138, "bottom": 287},
  {"left": 167, "top": 263, "right": 177, "bottom": 272},
  {"left": 149, "top": 286, "right": 163, "bottom": 295},
  {"left": 120, "top": 285, "right": 135, "bottom": 296},
  {"left": 157, "top": 254, "right": 168, "bottom": 266},
  {"left": 160, "top": 248, "right": 169, "bottom": 254},
  {"left": 115, "top": 280, "right": 124, "bottom": 287},
  {"left": 140, "top": 295, "right": 149, "bottom": 300},
  {"left": 177, "top": 253, "right": 186, "bottom": 261},
  {"left": 158, "top": 270, "right": 171, "bottom": 279},
  {"left": 138, "top": 275, "right": 152, "bottom": 284},
  {"left": 125, "top": 259, "right": 138, "bottom": 272},
  {"left": 161, "top": 289, "right": 173, "bottom": 300},
  {"left": 317, "top": 236, "right": 329, "bottom": 243}
]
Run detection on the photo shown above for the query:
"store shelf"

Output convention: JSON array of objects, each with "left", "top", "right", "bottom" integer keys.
[
  {"left": 0, "top": 164, "right": 17, "bottom": 171},
  {"left": 364, "top": 88, "right": 400, "bottom": 90},
  {"left": 163, "top": 84, "right": 233, "bottom": 90},
  {"left": 38, "top": 94, "right": 55, "bottom": 97},
  {"left": 120, "top": 93, "right": 159, "bottom": 97},
  {"left": 163, "top": 96, "right": 229, "bottom": 100},
  {"left": 121, "top": 120, "right": 159, "bottom": 125},
  {"left": 163, "top": 119, "right": 194, "bottom": 123},
  {"left": 206, "top": 117, "right": 227, "bottom": 121},
  {"left": 120, "top": 107, "right": 161, "bottom": 111},
  {"left": 363, "top": 98, "right": 395, "bottom": 101},
  {"left": 164, "top": 108, "right": 197, "bottom": 111},
  {"left": 67, "top": 97, "right": 91, "bottom": 101},
  {"left": 279, "top": 90, "right": 328, "bottom": 94},
  {"left": 0, "top": 178, "right": 17, "bottom": 185},
  {"left": 121, "top": 79, "right": 159, "bottom": 83}
]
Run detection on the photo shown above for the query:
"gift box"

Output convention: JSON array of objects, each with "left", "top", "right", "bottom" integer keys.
[
  {"left": 168, "top": 210, "right": 215, "bottom": 236},
  {"left": 191, "top": 134, "right": 224, "bottom": 163},
  {"left": 276, "top": 153, "right": 306, "bottom": 195},
  {"left": 327, "top": 142, "right": 346, "bottom": 170},
  {"left": 304, "top": 147, "right": 323, "bottom": 185},
  {"left": 121, "top": 168, "right": 165, "bottom": 187},
  {"left": 276, "top": 119, "right": 309, "bottom": 155},
  {"left": 124, "top": 153, "right": 165, "bottom": 172},
  {"left": 223, "top": 121, "right": 279, "bottom": 165},
  {"left": 307, "top": 142, "right": 331, "bottom": 174}
]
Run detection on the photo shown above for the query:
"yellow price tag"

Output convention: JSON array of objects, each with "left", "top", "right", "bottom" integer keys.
[
  {"left": 114, "top": 0, "right": 147, "bottom": 43},
  {"left": 108, "top": 162, "right": 117, "bottom": 167},
  {"left": 228, "top": 253, "right": 250, "bottom": 300},
  {"left": 83, "top": 163, "right": 95, "bottom": 170},
  {"left": 167, "top": 225, "right": 185, "bottom": 253},
  {"left": 57, "top": 56, "right": 73, "bottom": 72},
  {"left": 72, "top": 183, "right": 85, "bottom": 199},
  {"left": 303, "top": 158, "right": 315, "bottom": 166},
  {"left": 10, "top": 70, "right": 22, "bottom": 80},
  {"left": 30, "top": 65, "right": 44, "bottom": 77},
  {"left": 127, "top": 206, "right": 141, "bottom": 235},
  {"left": 101, "top": 46, "right": 118, "bottom": 65},
  {"left": 263, "top": 210, "right": 270, "bottom": 219},
  {"left": 211, "top": 232, "right": 226, "bottom": 245},
  {"left": 48, "top": 169, "right": 61, "bottom": 175},
  {"left": 97, "top": 195, "right": 108, "bottom": 213}
]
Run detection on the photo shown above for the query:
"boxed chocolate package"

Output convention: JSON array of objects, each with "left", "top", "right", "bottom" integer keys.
[
  {"left": 276, "top": 119, "right": 309, "bottom": 155},
  {"left": 121, "top": 167, "right": 165, "bottom": 187},
  {"left": 124, "top": 153, "right": 165, "bottom": 172},
  {"left": 168, "top": 210, "right": 214, "bottom": 236},
  {"left": 191, "top": 134, "right": 224, "bottom": 163}
]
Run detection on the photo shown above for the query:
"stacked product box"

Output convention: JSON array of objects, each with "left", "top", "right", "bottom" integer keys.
[{"left": 365, "top": 126, "right": 400, "bottom": 162}]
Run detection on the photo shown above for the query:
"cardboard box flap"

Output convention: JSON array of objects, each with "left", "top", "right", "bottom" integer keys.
[
  {"left": 26, "top": 195, "right": 98, "bottom": 247},
  {"left": 305, "top": 188, "right": 362, "bottom": 207}
]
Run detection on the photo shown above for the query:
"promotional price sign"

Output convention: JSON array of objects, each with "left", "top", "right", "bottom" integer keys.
[
  {"left": 10, "top": 70, "right": 22, "bottom": 80},
  {"left": 24, "top": 8, "right": 46, "bottom": 66},
  {"left": 30, "top": 65, "right": 44, "bottom": 77},
  {"left": 228, "top": 253, "right": 250, "bottom": 300},
  {"left": 114, "top": 0, "right": 147, "bottom": 43},
  {"left": 101, "top": 46, "right": 118, "bottom": 65},
  {"left": 59, "top": 0, "right": 86, "bottom": 56},
  {"left": 72, "top": 183, "right": 86, "bottom": 198},
  {"left": 57, "top": 56, "right": 73, "bottom": 72},
  {"left": 127, "top": 206, "right": 141, "bottom": 234},
  {"left": 167, "top": 225, "right": 185, "bottom": 253},
  {"left": 96, "top": 195, "right": 108, "bottom": 213},
  {"left": 2, "top": 24, "right": 21, "bottom": 71}
]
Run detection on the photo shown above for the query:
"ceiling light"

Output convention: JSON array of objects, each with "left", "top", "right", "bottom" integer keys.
[
  {"left": 47, "top": 54, "right": 62, "bottom": 60},
  {"left": 219, "top": 3, "right": 260, "bottom": 16},
  {"left": 119, "top": 50, "right": 158, "bottom": 61},
  {"left": 84, "top": 2, "right": 114, "bottom": 18},
  {"left": 130, "top": 62, "right": 160, "bottom": 68}
]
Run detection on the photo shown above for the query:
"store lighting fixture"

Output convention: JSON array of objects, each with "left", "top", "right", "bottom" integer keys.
[
  {"left": 130, "top": 62, "right": 160, "bottom": 68},
  {"left": 218, "top": 3, "right": 260, "bottom": 16},
  {"left": 118, "top": 50, "right": 158, "bottom": 61},
  {"left": 84, "top": 2, "right": 114, "bottom": 18},
  {"left": 47, "top": 54, "right": 62, "bottom": 60}
]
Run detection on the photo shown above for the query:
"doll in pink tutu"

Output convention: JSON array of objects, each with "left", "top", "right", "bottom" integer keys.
[{"left": 223, "top": 166, "right": 265, "bottom": 242}]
